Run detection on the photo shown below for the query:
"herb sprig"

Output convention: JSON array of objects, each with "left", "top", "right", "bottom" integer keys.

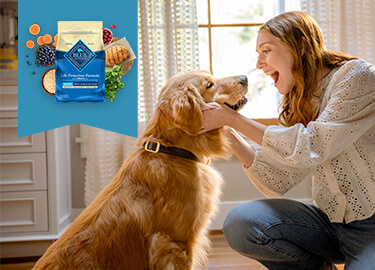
[{"left": 105, "top": 65, "right": 124, "bottom": 102}]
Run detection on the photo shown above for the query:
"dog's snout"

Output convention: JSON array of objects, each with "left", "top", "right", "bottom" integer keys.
[{"left": 239, "top": 75, "right": 248, "bottom": 86}]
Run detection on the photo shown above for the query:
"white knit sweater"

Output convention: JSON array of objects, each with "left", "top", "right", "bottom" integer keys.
[{"left": 245, "top": 59, "right": 375, "bottom": 223}]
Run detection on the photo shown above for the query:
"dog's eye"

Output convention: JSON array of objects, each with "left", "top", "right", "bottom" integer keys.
[{"left": 206, "top": 81, "right": 214, "bottom": 89}]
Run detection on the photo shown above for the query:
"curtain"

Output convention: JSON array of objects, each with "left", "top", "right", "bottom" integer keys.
[
  {"left": 301, "top": 0, "right": 375, "bottom": 65},
  {"left": 84, "top": 0, "right": 200, "bottom": 206}
]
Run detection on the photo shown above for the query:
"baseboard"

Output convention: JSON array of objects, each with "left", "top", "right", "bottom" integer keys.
[{"left": 0, "top": 240, "right": 53, "bottom": 259}]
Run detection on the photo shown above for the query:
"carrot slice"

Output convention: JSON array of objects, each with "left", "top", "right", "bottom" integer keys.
[
  {"left": 54, "top": 34, "right": 58, "bottom": 42},
  {"left": 43, "top": 34, "right": 52, "bottom": 44},
  {"left": 53, "top": 41, "right": 57, "bottom": 47},
  {"left": 37, "top": 36, "right": 45, "bottom": 45},
  {"left": 29, "top": 24, "right": 40, "bottom": 35},
  {"left": 26, "top": 40, "right": 35, "bottom": 49}
]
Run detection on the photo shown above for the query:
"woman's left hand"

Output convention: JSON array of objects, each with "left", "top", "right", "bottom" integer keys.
[{"left": 199, "top": 102, "right": 235, "bottom": 134}]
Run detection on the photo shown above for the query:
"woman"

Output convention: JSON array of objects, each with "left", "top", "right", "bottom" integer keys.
[{"left": 199, "top": 11, "right": 375, "bottom": 270}]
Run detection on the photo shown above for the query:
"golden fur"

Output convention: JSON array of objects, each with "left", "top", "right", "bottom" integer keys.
[{"left": 32, "top": 71, "right": 248, "bottom": 270}]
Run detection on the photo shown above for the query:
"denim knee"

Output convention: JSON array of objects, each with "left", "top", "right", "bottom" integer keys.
[{"left": 223, "top": 202, "right": 270, "bottom": 257}]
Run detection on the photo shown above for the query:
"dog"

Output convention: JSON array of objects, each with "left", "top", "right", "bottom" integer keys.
[{"left": 32, "top": 71, "right": 248, "bottom": 270}]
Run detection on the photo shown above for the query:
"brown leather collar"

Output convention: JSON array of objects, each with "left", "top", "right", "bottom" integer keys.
[{"left": 143, "top": 141, "right": 199, "bottom": 162}]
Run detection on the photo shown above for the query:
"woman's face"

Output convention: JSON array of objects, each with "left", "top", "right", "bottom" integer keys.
[{"left": 256, "top": 29, "right": 296, "bottom": 95}]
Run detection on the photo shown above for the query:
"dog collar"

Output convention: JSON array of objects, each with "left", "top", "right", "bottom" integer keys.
[{"left": 143, "top": 141, "right": 199, "bottom": 162}]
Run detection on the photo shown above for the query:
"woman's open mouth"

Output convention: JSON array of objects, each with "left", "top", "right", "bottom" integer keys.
[
  {"left": 266, "top": 70, "right": 280, "bottom": 85},
  {"left": 224, "top": 96, "right": 248, "bottom": 111}
]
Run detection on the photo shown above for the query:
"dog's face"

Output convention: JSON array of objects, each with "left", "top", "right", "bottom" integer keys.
[{"left": 158, "top": 71, "right": 248, "bottom": 135}]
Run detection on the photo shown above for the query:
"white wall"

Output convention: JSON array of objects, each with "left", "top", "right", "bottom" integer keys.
[{"left": 212, "top": 157, "right": 312, "bottom": 202}]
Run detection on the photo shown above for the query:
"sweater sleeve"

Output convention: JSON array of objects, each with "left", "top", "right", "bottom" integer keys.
[
  {"left": 244, "top": 142, "right": 311, "bottom": 197},
  {"left": 244, "top": 60, "right": 375, "bottom": 197}
]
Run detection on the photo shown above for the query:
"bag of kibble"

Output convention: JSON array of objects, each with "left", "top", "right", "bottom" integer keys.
[{"left": 55, "top": 21, "right": 105, "bottom": 102}]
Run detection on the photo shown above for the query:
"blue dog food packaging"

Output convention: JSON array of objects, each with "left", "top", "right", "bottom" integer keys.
[{"left": 55, "top": 21, "right": 105, "bottom": 102}]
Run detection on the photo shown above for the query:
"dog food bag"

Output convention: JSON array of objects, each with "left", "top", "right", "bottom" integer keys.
[{"left": 55, "top": 21, "right": 105, "bottom": 102}]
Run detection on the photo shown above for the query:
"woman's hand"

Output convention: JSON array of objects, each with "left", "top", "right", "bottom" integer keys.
[{"left": 199, "top": 102, "right": 236, "bottom": 134}]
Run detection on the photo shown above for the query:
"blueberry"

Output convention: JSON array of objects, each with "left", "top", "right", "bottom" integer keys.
[
  {"left": 27, "top": 61, "right": 32, "bottom": 65},
  {"left": 32, "top": 71, "right": 36, "bottom": 74},
  {"left": 37, "top": 45, "right": 56, "bottom": 66},
  {"left": 26, "top": 54, "right": 29, "bottom": 57}
]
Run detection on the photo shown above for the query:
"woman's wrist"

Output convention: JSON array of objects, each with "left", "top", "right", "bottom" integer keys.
[
  {"left": 226, "top": 127, "right": 255, "bottom": 168},
  {"left": 226, "top": 112, "right": 266, "bottom": 146},
  {"left": 222, "top": 106, "right": 240, "bottom": 128}
]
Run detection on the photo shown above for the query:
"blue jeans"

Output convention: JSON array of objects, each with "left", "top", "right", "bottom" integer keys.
[{"left": 223, "top": 199, "right": 375, "bottom": 270}]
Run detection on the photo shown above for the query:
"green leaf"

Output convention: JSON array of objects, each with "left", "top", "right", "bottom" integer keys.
[{"left": 105, "top": 65, "right": 125, "bottom": 102}]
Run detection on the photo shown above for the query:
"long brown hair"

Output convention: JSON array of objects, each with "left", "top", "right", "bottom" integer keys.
[{"left": 260, "top": 11, "right": 358, "bottom": 127}]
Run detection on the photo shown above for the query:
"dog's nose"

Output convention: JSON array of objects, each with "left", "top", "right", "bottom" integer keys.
[{"left": 239, "top": 75, "right": 248, "bottom": 86}]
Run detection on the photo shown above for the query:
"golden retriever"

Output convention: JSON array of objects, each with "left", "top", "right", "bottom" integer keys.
[{"left": 32, "top": 71, "right": 248, "bottom": 270}]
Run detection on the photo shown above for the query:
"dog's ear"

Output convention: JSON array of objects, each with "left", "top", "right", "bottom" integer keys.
[{"left": 170, "top": 85, "right": 203, "bottom": 135}]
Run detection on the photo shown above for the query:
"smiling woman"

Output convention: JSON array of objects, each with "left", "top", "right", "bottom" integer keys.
[
  {"left": 197, "top": 0, "right": 301, "bottom": 120},
  {"left": 199, "top": 9, "right": 375, "bottom": 270},
  {"left": 255, "top": 29, "right": 296, "bottom": 95}
]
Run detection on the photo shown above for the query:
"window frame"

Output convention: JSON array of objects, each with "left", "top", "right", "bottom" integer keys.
[{"left": 198, "top": 0, "right": 279, "bottom": 126}]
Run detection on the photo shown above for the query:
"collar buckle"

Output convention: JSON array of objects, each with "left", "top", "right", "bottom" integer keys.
[{"left": 144, "top": 141, "right": 160, "bottom": 153}]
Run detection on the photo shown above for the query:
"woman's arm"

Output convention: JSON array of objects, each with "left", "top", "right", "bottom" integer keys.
[
  {"left": 225, "top": 128, "right": 255, "bottom": 168},
  {"left": 230, "top": 113, "right": 268, "bottom": 146}
]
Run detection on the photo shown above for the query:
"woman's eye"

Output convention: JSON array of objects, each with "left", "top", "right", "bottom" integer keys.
[
  {"left": 206, "top": 81, "right": 214, "bottom": 89},
  {"left": 262, "top": 50, "right": 270, "bottom": 54}
]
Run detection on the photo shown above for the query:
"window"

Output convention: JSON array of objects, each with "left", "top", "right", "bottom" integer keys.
[{"left": 197, "top": 0, "right": 301, "bottom": 123}]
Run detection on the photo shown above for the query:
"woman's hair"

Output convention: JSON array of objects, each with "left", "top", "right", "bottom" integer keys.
[{"left": 260, "top": 11, "right": 358, "bottom": 127}]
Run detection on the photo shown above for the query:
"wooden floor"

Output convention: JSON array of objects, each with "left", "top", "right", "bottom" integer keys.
[
  {"left": 0, "top": 233, "right": 345, "bottom": 270},
  {"left": 207, "top": 233, "right": 267, "bottom": 270}
]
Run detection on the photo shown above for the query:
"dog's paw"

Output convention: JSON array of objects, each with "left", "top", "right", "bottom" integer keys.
[{"left": 149, "top": 231, "right": 191, "bottom": 270}]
